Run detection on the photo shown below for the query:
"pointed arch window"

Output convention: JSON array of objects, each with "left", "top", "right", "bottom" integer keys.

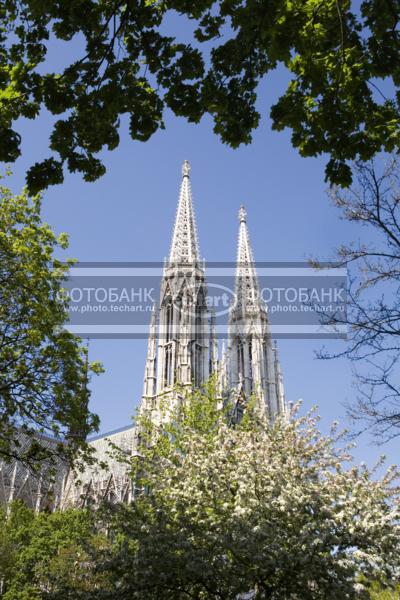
[
  {"left": 162, "top": 297, "right": 174, "bottom": 387},
  {"left": 248, "top": 339, "right": 253, "bottom": 391},
  {"left": 237, "top": 340, "right": 245, "bottom": 380},
  {"left": 263, "top": 341, "right": 269, "bottom": 379},
  {"left": 192, "top": 290, "right": 205, "bottom": 387},
  {"left": 166, "top": 299, "right": 173, "bottom": 342},
  {"left": 164, "top": 344, "right": 173, "bottom": 387},
  {"left": 194, "top": 342, "right": 202, "bottom": 387}
]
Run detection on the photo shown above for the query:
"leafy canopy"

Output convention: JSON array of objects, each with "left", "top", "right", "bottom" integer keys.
[
  {"left": 0, "top": 501, "right": 110, "bottom": 599},
  {"left": 0, "top": 174, "right": 101, "bottom": 468},
  {"left": 0, "top": 0, "right": 399, "bottom": 192}
]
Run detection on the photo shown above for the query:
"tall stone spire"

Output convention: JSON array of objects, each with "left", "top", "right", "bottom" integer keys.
[
  {"left": 169, "top": 160, "right": 200, "bottom": 265},
  {"left": 228, "top": 205, "right": 283, "bottom": 420},
  {"left": 152, "top": 160, "right": 210, "bottom": 415}
]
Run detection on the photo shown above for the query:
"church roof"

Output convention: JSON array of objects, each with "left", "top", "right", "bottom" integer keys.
[{"left": 88, "top": 423, "right": 135, "bottom": 442}]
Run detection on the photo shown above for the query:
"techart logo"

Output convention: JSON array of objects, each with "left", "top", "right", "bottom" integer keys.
[
  {"left": 207, "top": 283, "right": 236, "bottom": 316},
  {"left": 170, "top": 283, "right": 235, "bottom": 318}
]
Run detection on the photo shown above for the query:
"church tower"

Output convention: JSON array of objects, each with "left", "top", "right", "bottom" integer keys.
[
  {"left": 141, "top": 160, "right": 212, "bottom": 425},
  {"left": 140, "top": 166, "right": 286, "bottom": 428},
  {"left": 228, "top": 206, "right": 285, "bottom": 419}
]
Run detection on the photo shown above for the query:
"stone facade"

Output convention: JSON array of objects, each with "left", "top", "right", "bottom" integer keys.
[
  {"left": 61, "top": 426, "right": 135, "bottom": 509},
  {"left": 0, "top": 432, "right": 68, "bottom": 512}
]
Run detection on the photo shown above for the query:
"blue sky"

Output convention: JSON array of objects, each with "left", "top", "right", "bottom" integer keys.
[{"left": 4, "top": 21, "right": 400, "bottom": 468}]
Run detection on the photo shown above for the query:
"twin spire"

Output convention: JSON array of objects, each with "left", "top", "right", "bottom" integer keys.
[
  {"left": 169, "top": 161, "right": 257, "bottom": 282},
  {"left": 169, "top": 160, "right": 260, "bottom": 314},
  {"left": 141, "top": 160, "right": 285, "bottom": 422}
]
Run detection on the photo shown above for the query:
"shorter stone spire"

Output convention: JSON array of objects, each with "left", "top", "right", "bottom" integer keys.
[
  {"left": 228, "top": 206, "right": 284, "bottom": 420},
  {"left": 233, "top": 204, "right": 261, "bottom": 315}
]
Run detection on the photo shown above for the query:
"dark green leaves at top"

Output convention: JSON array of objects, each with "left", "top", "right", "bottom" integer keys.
[{"left": 0, "top": 0, "right": 399, "bottom": 191}]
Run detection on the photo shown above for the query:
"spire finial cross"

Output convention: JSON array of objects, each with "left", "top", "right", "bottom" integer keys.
[
  {"left": 239, "top": 205, "right": 247, "bottom": 223},
  {"left": 182, "top": 159, "right": 191, "bottom": 178}
]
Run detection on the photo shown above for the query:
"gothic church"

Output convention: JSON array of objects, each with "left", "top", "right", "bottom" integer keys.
[{"left": 0, "top": 161, "right": 286, "bottom": 511}]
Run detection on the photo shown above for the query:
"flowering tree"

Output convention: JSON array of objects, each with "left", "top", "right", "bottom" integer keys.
[
  {"left": 3, "top": 386, "right": 398, "bottom": 599},
  {"left": 102, "top": 388, "right": 400, "bottom": 600}
]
